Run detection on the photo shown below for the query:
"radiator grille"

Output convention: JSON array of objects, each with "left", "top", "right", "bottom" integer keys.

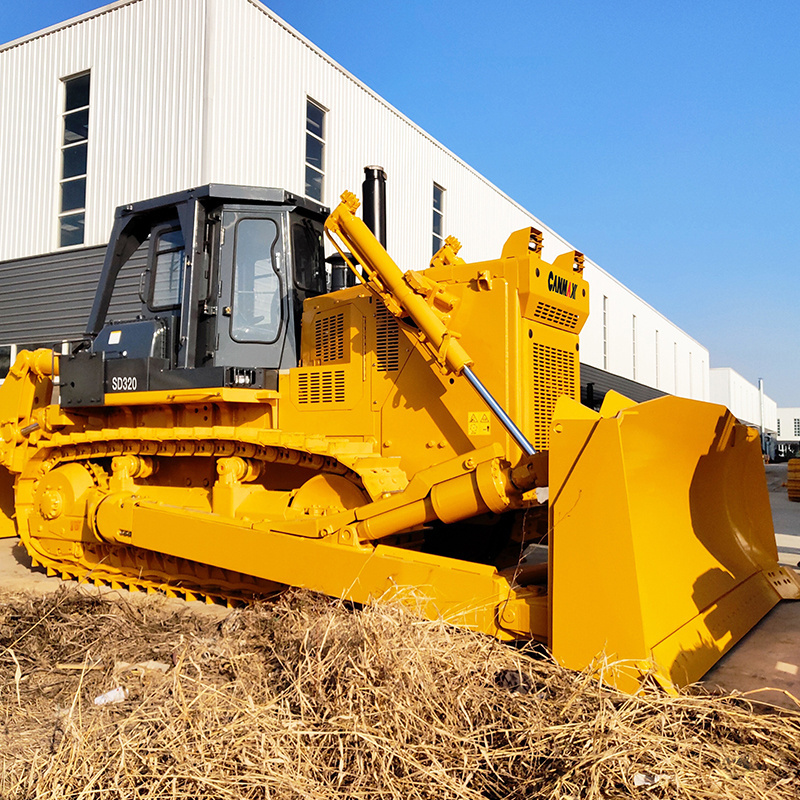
[
  {"left": 297, "top": 370, "right": 346, "bottom": 404},
  {"left": 531, "top": 343, "right": 576, "bottom": 450},
  {"left": 314, "top": 313, "right": 345, "bottom": 362},
  {"left": 375, "top": 301, "right": 400, "bottom": 371},
  {"left": 533, "top": 301, "right": 580, "bottom": 331}
]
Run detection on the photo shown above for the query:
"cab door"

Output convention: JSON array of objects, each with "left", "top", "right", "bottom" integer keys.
[{"left": 215, "top": 208, "right": 297, "bottom": 370}]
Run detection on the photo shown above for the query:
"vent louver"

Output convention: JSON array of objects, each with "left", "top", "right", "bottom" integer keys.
[
  {"left": 533, "top": 301, "right": 579, "bottom": 331},
  {"left": 297, "top": 370, "right": 346, "bottom": 404},
  {"left": 531, "top": 343, "right": 576, "bottom": 450},
  {"left": 375, "top": 301, "right": 400, "bottom": 371},
  {"left": 314, "top": 313, "right": 345, "bottom": 362}
]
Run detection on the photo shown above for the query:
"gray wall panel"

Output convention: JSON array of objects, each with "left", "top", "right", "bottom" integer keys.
[
  {"left": 0, "top": 245, "right": 144, "bottom": 347},
  {"left": 581, "top": 363, "right": 666, "bottom": 410}
]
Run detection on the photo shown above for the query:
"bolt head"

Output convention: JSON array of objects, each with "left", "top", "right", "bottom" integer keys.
[{"left": 39, "top": 490, "right": 63, "bottom": 520}]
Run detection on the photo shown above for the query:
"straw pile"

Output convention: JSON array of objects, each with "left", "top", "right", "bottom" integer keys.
[{"left": 1, "top": 587, "right": 799, "bottom": 799}]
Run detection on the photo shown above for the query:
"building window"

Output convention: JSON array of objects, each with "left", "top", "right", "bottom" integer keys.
[
  {"left": 777, "top": 419, "right": 781, "bottom": 436},
  {"left": 794, "top": 419, "right": 800, "bottom": 437},
  {"left": 631, "top": 314, "right": 637, "bottom": 380},
  {"left": 432, "top": 184, "right": 444, "bottom": 255},
  {"left": 59, "top": 72, "right": 90, "bottom": 247},
  {"left": 602, "top": 296, "right": 608, "bottom": 370},
  {"left": 700, "top": 359, "right": 705, "bottom": 400},
  {"left": 674, "top": 342, "right": 678, "bottom": 393},
  {"left": 655, "top": 329, "right": 660, "bottom": 388},
  {"left": 305, "top": 99, "right": 325, "bottom": 202}
]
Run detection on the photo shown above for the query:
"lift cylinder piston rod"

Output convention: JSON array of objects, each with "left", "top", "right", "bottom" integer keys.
[{"left": 462, "top": 366, "right": 535, "bottom": 457}]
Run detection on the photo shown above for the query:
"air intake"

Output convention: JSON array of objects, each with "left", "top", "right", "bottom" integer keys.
[{"left": 531, "top": 343, "right": 576, "bottom": 450}]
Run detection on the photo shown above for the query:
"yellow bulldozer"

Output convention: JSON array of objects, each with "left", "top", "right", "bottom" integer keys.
[{"left": 0, "top": 175, "right": 797, "bottom": 693}]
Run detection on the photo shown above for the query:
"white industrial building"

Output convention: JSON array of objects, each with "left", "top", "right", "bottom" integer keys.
[
  {"left": 0, "top": 0, "right": 778, "bottom": 422},
  {"left": 776, "top": 408, "right": 800, "bottom": 459},
  {"left": 710, "top": 368, "right": 777, "bottom": 431}
]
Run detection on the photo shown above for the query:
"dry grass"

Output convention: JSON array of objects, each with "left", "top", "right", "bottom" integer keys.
[{"left": 1, "top": 587, "right": 799, "bottom": 799}]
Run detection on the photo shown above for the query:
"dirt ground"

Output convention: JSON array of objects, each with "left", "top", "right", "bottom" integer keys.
[
  {"left": 0, "top": 537, "right": 64, "bottom": 595},
  {"left": 0, "top": 537, "right": 228, "bottom": 622}
]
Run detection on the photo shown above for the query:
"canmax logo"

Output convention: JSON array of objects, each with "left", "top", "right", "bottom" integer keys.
[{"left": 548, "top": 271, "right": 578, "bottom": 299}]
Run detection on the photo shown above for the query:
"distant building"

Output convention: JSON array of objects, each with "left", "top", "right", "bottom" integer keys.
[
  {"left": 776, "top": 408, "right": 800, "bottom": 460},
  {"left": 709, "top": 367, "right": 779, "bottom": 458},
  {"left": 709, "top": 368, "right": 776, "bottom": 430}
]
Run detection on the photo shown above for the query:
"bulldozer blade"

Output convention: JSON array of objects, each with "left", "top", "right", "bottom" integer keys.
[{"left": 548, "top": 391, "right": 800, "bottom": 693}]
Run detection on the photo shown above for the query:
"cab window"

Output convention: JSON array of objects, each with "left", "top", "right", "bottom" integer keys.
[
  {"left": 231, "top": 217, "right": 282, "bottom": 343},
  {"left": 149, "top": 225, "right": 185, "bottom": 310},
  {"left": 292, "top": 218, "right": 326, "bottom": 294}
]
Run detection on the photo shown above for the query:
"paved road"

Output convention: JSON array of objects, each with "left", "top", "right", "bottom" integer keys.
[
  {"left": 767, "top": 464, "right": 800, "bottom": 568},
  {"left": 701, "top": 463, "right": 800, "bottom": 708}
]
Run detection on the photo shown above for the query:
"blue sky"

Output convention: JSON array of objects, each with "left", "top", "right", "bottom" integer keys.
[{"left": 4, "top": 1, "right": 799, "bottom": 404}]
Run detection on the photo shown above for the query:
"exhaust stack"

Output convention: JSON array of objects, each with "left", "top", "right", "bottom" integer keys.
[
  {"left": 362, "top": 166, "right": 387, "bottom": 248},
  {"left": 330, "top": 166, "right": 387, "bottom": 291}
]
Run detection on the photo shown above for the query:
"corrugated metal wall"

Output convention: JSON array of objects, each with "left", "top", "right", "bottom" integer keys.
[
  {"left": 581, "top": 363, "right": 665, "bottom": 409},
  {"left": 580, "top": 265, "right": 710, "bottom": 400},
  {"left": 0, "top": 0, "right": 206, "bottom": 260},
  {"left": 0, "top": 245, "right": 143, "bottom": 347},
  {"left": 203, "top": 0, "right": 567, "bottom": 272},
  {"left": 0, "top": 0, "right": 714, "bottom": 401},
  {"left": 710, "top": 368, "right": 777, "bottom": 430}
]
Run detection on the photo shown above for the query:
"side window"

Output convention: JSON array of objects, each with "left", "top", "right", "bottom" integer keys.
[
  {"left": 432, "top": 183, "right": 444, "bottom": 255},
  {"left": 149, "top": 225, "right": 185, "bottom": 310},
  {"left": 59, "top": 71, "right": 90, "bottom": 247},
  {"left": 0, "top": 345, "right": 16, "bottom": 381},
  {"left": 305, "top": 99, "right": 326, "bottom": 202},
  {"left": 231, "top": 218, "right": 282, "bottom": 343},
  {"left": 292, "top": 218, "right": 326, "bottom": 294}
]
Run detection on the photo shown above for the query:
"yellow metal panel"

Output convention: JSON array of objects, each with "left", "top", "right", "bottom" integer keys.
[
  {"left": 548, "top": 401, "right": 648, "bottom": 678},
  {"left": 549, "top": 393, "right": 787, "bottom": 690},
  {"left": 101, "top": 387, "right": 279, "bottom": 405},
  {"left": 0, "top": 469, "right": 16, "bottom": 538},
  {"left": 650, "top": 571, "right": 781, "bottom": 689},
  {"left": 598, "top": 390, "right": 638, "bottom": 419},
  {"left": 99, "top": 497, "right": 548, "bottom": 641}
]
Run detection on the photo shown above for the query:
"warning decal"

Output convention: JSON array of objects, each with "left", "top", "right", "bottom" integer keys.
[{"left": 468, "top": 411, "right": 491, "bottom": 436}]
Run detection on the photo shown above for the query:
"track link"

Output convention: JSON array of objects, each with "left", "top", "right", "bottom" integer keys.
[{"left": 17, "top": 434, "right": 360, "bottom": 606}]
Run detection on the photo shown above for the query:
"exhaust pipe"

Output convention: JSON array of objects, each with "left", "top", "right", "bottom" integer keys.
[
  {"left": 330, "top": 166, "right": 387, "bottom": 291},
  {"left": 362, "top": 166, "right": 387, "bottom": 248}
]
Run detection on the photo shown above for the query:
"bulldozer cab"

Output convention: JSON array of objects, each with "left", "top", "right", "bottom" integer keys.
[{"left": 60, "top": 185, "right": 328, "bottom": 405}]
